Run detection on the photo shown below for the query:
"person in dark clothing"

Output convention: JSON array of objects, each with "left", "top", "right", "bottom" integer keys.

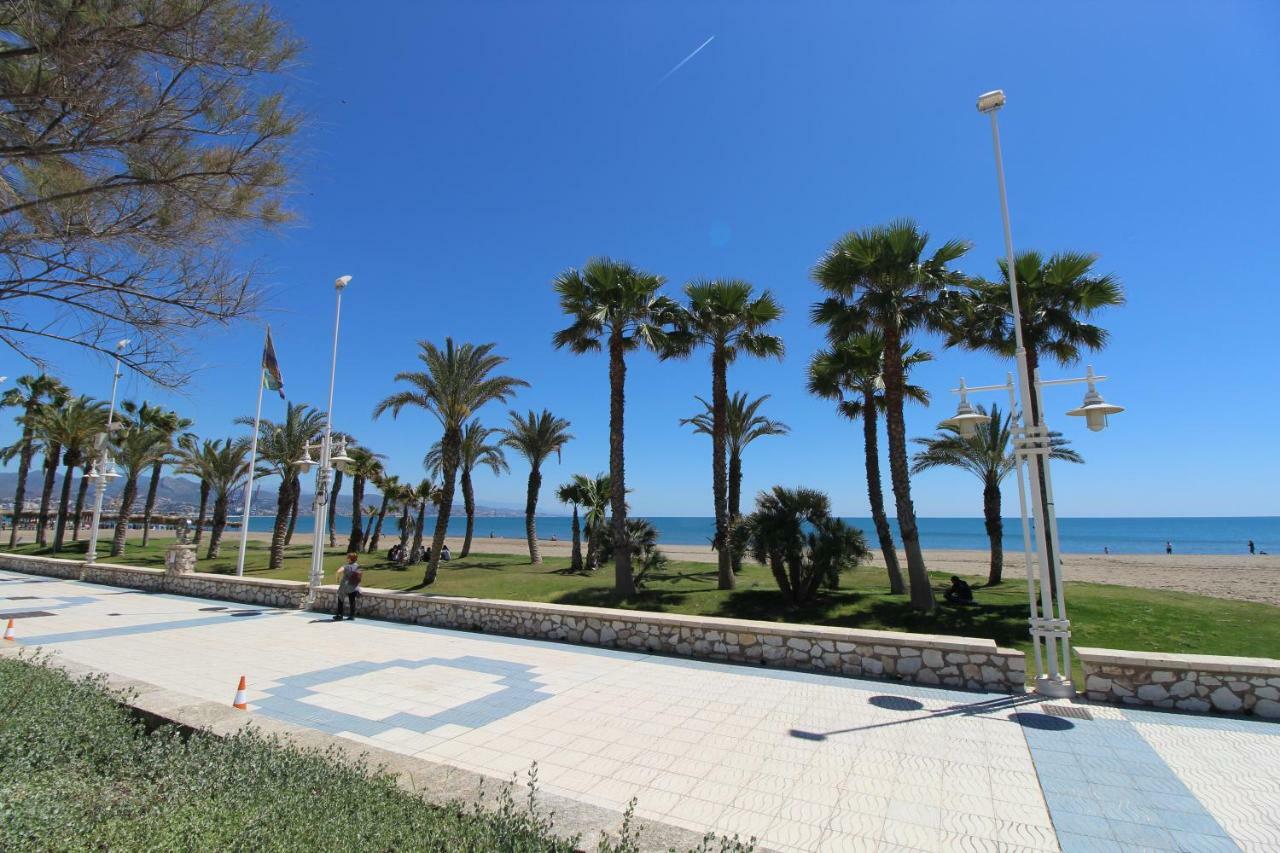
[
  {"left": 333, "top": 552, "right": 362, "bottom": 621},
  {"left": 944, "top": 575, "right": 974, "bottom": 605},
  {"left": 1248, "top": 540, "right": 1255, "bottom": 555}
]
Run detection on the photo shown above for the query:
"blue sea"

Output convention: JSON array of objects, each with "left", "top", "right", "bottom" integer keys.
[{"left": 246, "top": 515, "right": 1278, "bottom": 556}]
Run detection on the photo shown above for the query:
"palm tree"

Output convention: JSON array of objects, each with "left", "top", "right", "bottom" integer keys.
[
  {"left": 33, "top": 396, "right": 108, "bottom": 552},
  {"left": 175, "top": 436, "right": 215, "bottom": 545},
  {"left": 807, "top": 333, "right": 930, "bottom": 594},
  {"left": 70, "top": 459, "right": 93, "bottom": 542},
  {"left": 680, "top": 391, "right": 789, "bottom": 575},
  {"left": 121, "top": 402, "right": 192, "bottom": 547},
  {"left": 1, "top": 374, "right": 68, "bottom": 546},
  {"left": 203, "top": 439, "right": 252, "bottom": 559},
  {"left": 553, "top": 258, "right": 680, "bottom": 596},
  {"left": 326, "top": 432, "right": 356, "bottom": 548},
  {"left": 374, "top": 339, "right": 527, "bottom": 585},
  {"left": 556, "top": 477, "right": 589, "bottom": 573},
  {"left": 343, "top": 447, "right": 385, "bottom": 553},
  {"left": 912, "top": 404, "right": 1082, "bottom": 586},
  {"left": 239, "top": 403, "right": 325, "bottom": 570},
  {"left": 734, "top": 486, "right": 870, "bottom": 605},
  {"left": 394, "top": 480, "right": 417, "bottom": 558},
  {"left": 579, "top": 472, "right": 614, "bottom": 571},
  {"left": 943, "top": 250, "right": 1124, "bottom": 588},
  {"left": 812, "top": 219, "right": 970, "bottom": 612},
  {"left": 410, "top": 478, "right": 440, "bottom": 560},
  {"left": 425, "top": 420, "right": 507, "bottom": 557},
  {"left": 365, "top": 472, "right": 399, "bottom": 554},
  {"left": 110, "top": 425, "right": 171, "bottom": 557},
  {"left": 666, "top": 280, "right": 784, "bottom": 591},
  {"left": 499, "top": 409, "right": 573, "bottom": 564}
]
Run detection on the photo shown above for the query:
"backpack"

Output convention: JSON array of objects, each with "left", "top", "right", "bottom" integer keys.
[{"left": 344, "top": 565, "right": 363, "bottom": 587}]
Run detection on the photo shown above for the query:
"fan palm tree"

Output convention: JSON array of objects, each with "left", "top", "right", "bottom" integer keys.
[
  {"left": 812, "top": 219, "right": 970, "bottom": 612},
  {"left": 33, "top": 396, "right": 109, "bottom": 552},
  {"left": 109, "top": 426, "right": 171, "bottom": 556},
  {"left": 365, "top": 472, "right": 399, "bottom": 554},
  {"left": 174, "top": 436, "right": 216, "bottom": 545},
  {"left": 410, "top": 478, "right": 440, "bottom": 560},
  {"left": 553, "top": 257, "right": 680, "bottom": 596},
  {"left": 238, "top": 403, "right": 325, "bottom": 570},
  {"left": 556, "top": 477, "right": 590, "bottom": 573},
  {"left": 374, "top": 339, "right": 527, "bottom": 584},
  {"left": 498, "top": 409, "right": 573, "bottom": 564},
  {"left": 807, "top": 333, "right": 930, "bottom": 594},
  {"left": 943, "top": 250, "right": 1124, "bottom": 588},
  {"left": 121, "top": 402, "right": 192, "bottom": 547},
  {"left": 425, "top": 420, "right": 507, "bottom": 557},
  {"left": 680, "top": 391, "right": 789, "bottom": 575},
  {"left": 734, "top": 486, "right": 870, "bottom": 605},
  {"left": 70, "top": 458, "right": 93, "bottom": 542},
  {"left": 394, "top": 480, "right": 418, "bottom": 558},
  {"left": 343, "top": 447, "right": 385, "bottom": 553},
  {"left": 325, "top": 432, "right": 356, "bottom": 548},
  {"left": 1, "top": 374, "right": 69, "bottom": 546},
  {"left": 581, "top": 472, "right": 613, "bottom": 570},
  {"left": 666, "top": 280, "right": 784, "bottom": 591},
  {"left": 912, "top": 403, "right": 1083, "bottom": 585},
  {"left": 203, "top": 438, "right": 252, "bottom": 559}
]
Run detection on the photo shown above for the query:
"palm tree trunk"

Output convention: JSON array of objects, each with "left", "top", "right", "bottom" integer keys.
[
  {"left": 881, "top": 326, "right": 934, "bottom": 612},
  {"left": 327, "top": 470, "right": 343, "bottom": 548},
  {"left": 425, "top": 428, "right": 460, "bottom": 584},
  {"left": 608, "top": 331, "right": 634, "bottom": 596},
  {"left": 398, "top": 502, "right": 413, "bottom": 554},
  {"left": 367, "top": 495, "right": 389, "bottom": 553},
  {"left": 72, "top": 468, "right": 91, "bottom": 542},
  {"left": 111, "top": 476, "right": 139, "bottom": 556},
  {"left": 36, "top": 443, "right": 60, "bottom": 546},
  {"left": 207, "top": 494, "right": 229, "bottom": 559},
  {"left": 569, "top": 505, "right": 582, "bottom": 572},
  {"left": 862, "top": 401, "right": 906, "bottom": 594},
  {"left": 585, "top": 519, "right": 598, "bottom": 571},
  {"left": 140, "top": 460, "right": 162, "bottom": 546},
  {"left": 268, "top": 479, "right": 292, "bottom": 570},
  {"left": 347, "top": 476, "right": 365, "bottom": 553},
  {"left": 193, "top": 480, "right": 210, "bottom": 545},
  {"left": 524, "top": 466, "right": 541, "bottom": 564},
  {"left": 461, "top": 468, "right": 476, "bottom": 557},
  {"left": 284, "top": 475, "right": 300, "bottom": 545},
  {"left": 984, "top": 479, "right": 1004, "bottom": 586},
  {"left": 711, "top": 346, "right": 734, "bottom": 590},
  {"left": 52, "top": 458, "right": 76, "bottom": 552},
  {"left": 413, "top": 502, "right": 426, "bottom": 558},
  {"left": 1022, "top": 347, "right": 1059, "bottom": 594},
  {"left": 728, "top": 451, "right": 744, "bottom": 574},
  {"left": 8, "top": 422, "right": 35, "bottom": 547}
]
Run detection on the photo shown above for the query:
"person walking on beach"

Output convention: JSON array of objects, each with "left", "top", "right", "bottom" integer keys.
[
  {"left": 1165, "top": 541, "right": 1173, "bottom": 555},
  {"left": 333, "top": 552, "right": 363, "bottom": 621},
  {"left": 1248, "top": 539, "right": 1255, "bottom": 555}
]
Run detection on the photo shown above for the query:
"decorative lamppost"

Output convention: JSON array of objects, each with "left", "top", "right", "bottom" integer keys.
[
  {"left": 948, "top": 90, "right": 1126, "bottom": 697},
  {"left": 86, "top": 339, "right": 130, "bottom": 565},
  {"left": 302, "top": 276, "right": 353, "bottom": 607}
]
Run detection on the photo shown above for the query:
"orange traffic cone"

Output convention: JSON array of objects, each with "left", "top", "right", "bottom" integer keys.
[
  {"left": 232, "top": 675, "right": 248, "bottom": 710},
  {"left": 3, "top": 618, "right": 14, "bottom": 641}
]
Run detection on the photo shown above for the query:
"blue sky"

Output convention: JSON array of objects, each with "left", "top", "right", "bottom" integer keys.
[{"left": 7, "top": 2, "right": 1279, "bottom": 517}]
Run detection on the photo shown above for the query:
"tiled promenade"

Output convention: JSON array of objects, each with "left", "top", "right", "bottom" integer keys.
[{"left": 3, "top": 568, "right": 1277, "bottom": 852}]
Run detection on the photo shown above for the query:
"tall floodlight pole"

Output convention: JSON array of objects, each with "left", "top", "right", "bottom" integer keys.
[
  {"left": 86, "top": 339, "right": 130, "bottom": 565},
  {"left": 305, "top": 275, "right": 352, "bottom": 608}
]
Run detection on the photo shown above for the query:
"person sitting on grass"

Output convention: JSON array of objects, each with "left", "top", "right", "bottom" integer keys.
[
  {"left": 440, "top": 544, "right": 451, "bottom": 562},
  {"left": 944, "top": 575, "right": 974, "bottom": 605},
  {"left": 333, "top": 552, "right": 362, "bottom": 621}
]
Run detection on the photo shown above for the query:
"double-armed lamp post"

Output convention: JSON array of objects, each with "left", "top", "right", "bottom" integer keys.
[
  {"left": 85, "top": 339, "right": 130, "bottom": 565},
  {"left": 940, "top": 90, "right": 1125, "bottom": 697}
]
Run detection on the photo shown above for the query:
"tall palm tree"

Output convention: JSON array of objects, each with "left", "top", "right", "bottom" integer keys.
[
  {"left": 912, "top": 403, "right": 1083, "bottom": 585},
  {"left": 667, "top": 280, "right": 784, "bottom": 590},
  {"left": 556, "top": 477, "right": 589, "bottom": 573},
  {"left": 121, "top": 402, "right": 192, "bottom": 547},
  {"left": 1, "top": 374, "right": 68, "bottom": 546},
  {"left": 238, "top": 403, "right": 325, "bottom": 570},
  {"left": 499, "top": 409, "right": 573, "bottom": 564},
  {"left": 410, "top": 478, "right": 440, "bottom": 560},
  {"left": 553, "top": 258, "right": 680, "bottom": 596},
  {"left": 70, "top": 459, "right": 93, "bottom": 542},
  {"left": 33, "top": 396, "right": 108, "bottom": 552},
  {"left": 812, "top": 219, "right": 970, "bottom": 612},
  {"left": 203, "top": 438, "right": 252, "bottom": 559},
  {"left": 680, "top": 391, "right": 790, "bottom": 574},
  {"left": 343, "top": 447, "right": 385, "bottom": 553},
  {"left": 943, "top": 250, "right": 1124, "bottom": 588},
  {"left": 425, "top": 420, "right": 507, "bottom": 557},
  {"left": 374, "top": 339, "right": 527, "bottom": 584},
  {"left": 394, "top": 480, "right": 417, "bottom": 557},
  {"left": 110, "top": 425, "right": 171, "bottom": 557},
  {"left": 581, "top": 472, "right": 612, "bottom": 571},
  {"left": 365, "top": 472, "right": 399, "bottom": 554},
  {"left": 175, "top": 436, "right": 215, "bottom": 545},
  {"left": 326, "top": 432, "right": 356, "bottom": 548},
  {"left": 807, "top": 334, "right": 930, "bottom": 594}
]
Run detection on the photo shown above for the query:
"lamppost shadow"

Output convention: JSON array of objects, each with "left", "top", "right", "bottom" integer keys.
[{"left": 789, "top": 692, "right": 1065, "bottom": 741}]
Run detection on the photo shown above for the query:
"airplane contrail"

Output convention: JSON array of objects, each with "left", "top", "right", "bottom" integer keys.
[{"left": 657, "top": 35, "right": 716, "bottom": 86}]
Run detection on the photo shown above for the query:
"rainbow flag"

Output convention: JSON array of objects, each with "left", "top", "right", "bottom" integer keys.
[{"left": 262, "top": 327, "right": 285, "bottom": 399}]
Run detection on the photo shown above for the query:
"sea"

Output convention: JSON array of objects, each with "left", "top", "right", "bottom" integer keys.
[{"left": 246, "top": 515, "right": 1279, "bottom": 556}]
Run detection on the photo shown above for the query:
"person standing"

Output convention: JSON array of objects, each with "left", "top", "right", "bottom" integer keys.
[
  {"left": 333, "top": 551, "right": 363, "bottom": 621},
  {"left": 1165, "top": 541, "right": 1173, "bottom": 555},
  {"left": 1248, "top": 539, "right": 1255, "bottom": 555}
]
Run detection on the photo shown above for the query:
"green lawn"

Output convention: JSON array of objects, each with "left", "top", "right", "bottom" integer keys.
[{"left": 12, "top": 538, "right": 1279, "bottom": 674}]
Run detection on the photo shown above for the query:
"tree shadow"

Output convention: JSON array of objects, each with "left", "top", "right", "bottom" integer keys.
[{"left": 550, "top": 587, "right": 692, "bottom": 612}]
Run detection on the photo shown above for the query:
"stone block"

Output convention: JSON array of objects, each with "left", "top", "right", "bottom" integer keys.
[
  {"left": 1136, "top": 684, "right": 1169, "bottom": 702},
  {"left": 922, "top": 649, "right": 944, "bottom": 669},
  {"left": 786, "top": 638, "right": 809, "bottom": 652},
  {"left": 945, "top": 653, "right": 967, "bottom": 664},
  {"left": 1151, "top": 670, "right": 1175, "bottom": 683},
  {"left": 897, "top": 658, "right": 923, "bottom": 676},
  {"left": 873, "top": 645, "right": 897, "bottom": 657},
  {"left": 1255, "top": 699, "right": 1280, "bottom": 719},
  {"left": 1210, "top": 686, "right": 1243, "bottom": 712},
  {"left": 1169, "top": 680, "right": 1196, "bottom": 699},
  {"left": 1256, "top": 686, "right": 1279, "bottom": 701},
  {"left": 1228, "top": 682, "right": 1250, "bottom": 693},
  {"left": 898, "top": 647, "right": 921, "bottom": 657},
  {"left": 1176, "top": 697, "right": 1211, "bottom": 713},
  {"left": 1085, "top": 675, "right": 1112, "bottom": 693},
  {"left": 863, "top": 658, "right": 884, "bottom": 676},
  {"left": 981, "top": 666, "right": 1003, "bottom": 684},
  {"left": 916, "top": 669, "right": 939, "bottom": 685}
]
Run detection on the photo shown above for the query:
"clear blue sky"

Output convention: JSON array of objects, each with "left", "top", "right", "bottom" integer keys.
[{"left": 7, "top": 2, "right": 1279, "bottom": 517}]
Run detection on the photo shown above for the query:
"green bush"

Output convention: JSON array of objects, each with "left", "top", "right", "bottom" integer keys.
[{"left": 0, "top": 655, "right": 753, "bottom": 852}]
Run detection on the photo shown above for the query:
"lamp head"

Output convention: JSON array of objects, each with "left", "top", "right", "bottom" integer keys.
[
  {"left": 977, "top": 89, "right": 1006, "bottom": 114},
  {"left": 335, "top": 275, "right": 352, "bottom": 290},
  {"left": 330, "top": 438, "right": 354, "bottom": 474},
  {"left": 940, "top": 380, "right": 991, "bottom": 438},
  {"left": 294, "top": 444, "right": 316, "bottom": 474},
  {"left": 115, "top": 338, "right": 131, "bottom": 352},
  {"left": 1065, "top": 365, "right": 1124, "bottom": 432}
]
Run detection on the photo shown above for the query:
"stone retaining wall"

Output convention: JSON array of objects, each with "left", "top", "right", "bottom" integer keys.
[
  {"left": 0, "top": 551, "right": 1026, "bottom": 693},
  {"left": 1077, "top": 647, "right": 1280, "bottom": 718}
]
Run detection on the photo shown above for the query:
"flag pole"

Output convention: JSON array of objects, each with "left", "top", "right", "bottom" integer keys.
[{"left": 236, "top": 342, "right": 267, "bottom": 577}]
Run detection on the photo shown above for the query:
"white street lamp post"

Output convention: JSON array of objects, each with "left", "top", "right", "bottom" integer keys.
[
  {"left": 304, "top": 276, "right": 352, "bottom": 608},
  {"left": 86, "top": 339, "right": 130, "bottom": 565}
]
